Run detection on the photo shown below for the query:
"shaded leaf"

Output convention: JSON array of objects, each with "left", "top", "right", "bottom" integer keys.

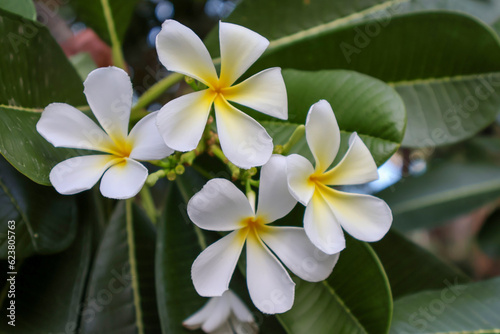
[
  {"left": 80, "top": 202, "right": 161, "bottom": 334},
  {"left": 478, "top": 208, "right": 500, "bottom": 257},
  {"left": 390, "top": 277, "right": 500, "bottom": 334},
  {"left": 0, "top": 156, "right": 77, "bottom": 259}
]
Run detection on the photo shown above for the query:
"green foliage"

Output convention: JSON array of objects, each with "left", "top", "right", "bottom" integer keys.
[
  {"left": 378, "top": 161, "right": 500, "bottom": 231},
  {"left": 390, "top": 277, "right": 500, "bottom": 333},
  {"left": 0, "top": 156, "right": 77, "bottom": 259},
  {"left": 0, "top": 9, "right": 85, "bottom": 185},
  {"left": 0, "top": 0, "right": 35, "bottom": 20},
  {"left": 478, "top": 208, "right": 500, "bottom": 258},
  {"left": 79, "top": 201, "right": 161, "bottom": 333}
]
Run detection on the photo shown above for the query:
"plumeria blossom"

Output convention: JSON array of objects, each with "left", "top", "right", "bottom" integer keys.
[
  {"left": 183, "top": 290, "right": 258, "bottom": 334},
  {"left": 155, "top": 20, "right": 287, "bottom": 169},
  {"left": 188, "top": 155, "right": 339, "bottom": 314},
  {"left": 286, "top": 100, "right": 392, "bottom": 254},
  {"left": 37, "top": 67, "right": 173, "bottom": 199}
]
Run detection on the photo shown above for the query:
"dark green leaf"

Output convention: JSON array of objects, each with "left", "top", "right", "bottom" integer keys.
[
  {"left": 155, "top": 180, "right": 205, "bottom": 333},
  {"left": 390, "top": 277, "right": 500, "bottom": 333},
  {"left": 206, "top": 2, "right": 500, "bottom": 147},
  {"left": 0, "top": 9, "right": 85, "bottom": 185},
  {"left": 378, "top": 161, "right": 500, "bottom": 231},
  {"left": 261, "top": 69, "right": 406, "bottom": 166},
  {"left": 0, "top": 156, "right": 77, "bottom": 259},
  {"left": 80, "top": 201, "right": 161, "bottom": 334},
  {"left": 73, "top": 0, "right": 139, "bottom": 45},
  {"left": 0, "top": 214, "right": 92, "bottom": 333},
  {"left": 0, "top": 0, "right": 35, "bottom": 20},
  {"left": 372, "top": 230, "right": 470, "bottom": 299},
  {"left": 478, "top": 208, "right": 500, "bottom": 257},
  {"left": 277, "top": 237, "right": 392, "bottom": 334}
]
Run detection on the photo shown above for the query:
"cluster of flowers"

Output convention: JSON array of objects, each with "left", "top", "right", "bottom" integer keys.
[{"left": 37, "top": 20, "right": 392, "bottom": 333}]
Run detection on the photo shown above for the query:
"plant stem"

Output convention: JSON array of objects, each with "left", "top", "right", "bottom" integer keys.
[
  {"left": 101, "top": 0, "right": 126, "bottom": 70},
  {"left": 131, "top": 73, "right": 184, "bottom": 113},
  {"left": 140, "top": 186, "right": 157, "bottom": 224},
  {"left": 282, "top": 124, "right": 305, "bottom": 155}
]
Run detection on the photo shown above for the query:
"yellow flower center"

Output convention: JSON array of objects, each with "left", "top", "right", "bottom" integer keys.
[{"left": 240, "top": 216, "right": 267, "bottom": 233}]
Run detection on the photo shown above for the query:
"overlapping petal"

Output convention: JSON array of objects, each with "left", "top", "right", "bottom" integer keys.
[
  {"left": 319, "top": 185, "right": 392, "bottom": 242},
  {"left": 128, "top": 111, "right": 174, "bottom": 160},
  {"left": 260, "top": 226, "right": 339, "bottom": 282},
  {"left": 256, "top": 155, "right": 297, "bottom": 222},
  {"left": 218, "top": 22, "right": 269, "bottom": 87},
  {"left": 156, "top": 20, "right": 218, "bottom": 87},
  {"left": 49, "top": 155, "right": 117, "bottom": 195},
  {"left": 246, "top": 233, "right": 295, "bottom": 314},
  {"left": 306, "top": 100, "right": 340, "bottom": 173},
  {"left": 192, "top": 231, "right": 246, "bottom": 297},
  {"left": 183, "top": 297, "right": 219, "bottom": 330},
  {"left": 83, "top": 67, "right": 132, "bottom": 141},
  {"left": 304, "top": 192, "right": 346, "bottom": 254},
  {"left": 199, "top": 298, "right": 232, "bottom": 332},
  {"left": 99, "top": 158, "right": 148, "bottom": 199},
  {"left": 214, "top": 97, "right": 273, "bottom": 169},
  {"left": 319, "top": 133, "right": 379, "bottom": 186},
  {"left": 227, "top": 291, "right": 255, "bottom": 323},
  {"left": 188, "top": 179, "right": 255, "bottom": 231},
  {"left": 37, "top": 103, "right": 113, "bottom": 152},
  {"left": 223, "top": 68, "right": 287, "bottom": 120},
  {"left": 286, "top": 154, "right": 315, "bottom": 205},
  {"left": 157, "top": 89, "right": 215, "bottom": 152}
]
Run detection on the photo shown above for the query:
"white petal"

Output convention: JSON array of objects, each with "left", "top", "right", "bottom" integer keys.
[
  {"left": 201, "top": 297, "right": 232, "bottom": 332},
  {"left": 246, "top": 233, "right": 295, "bottom": 314},
  {"left": 260, "top": 226, "right": 339, "bottom": 282},
  {"left": 320, "top": 186, "right": 393, "bottom": 242},
  {"left": 37, "top": 103, "right": 113, "bottom": 152},
  {"left": 320, "top": 133, "right": 379, "bottom": 186},
  {"left": 306, "top": 100, "right": 340, "bottom": 173},
  {"left": 84, "top": 67, "right": 133, "bottom": 141},
  {"left": 227, "top": 291, "right": 255, "bottom": 323},
  {"left": 223, "top": 68, "right": 287, "bottom": 120},
  {"left": 232, "top": 315, "right": 259, "bottom": 334},
  {"left": 156, "top": 20, "right": 218, "bottom": 87},
  {"left": 211, "top": 322, "right": 233, "bottom": 334},
  {"left": 128, "top": 111, "right": 174, "bottom": 160},
  {"left": 188, "top": 178, "right": 254, "bottom": 231},
  {"left": 304, "top": 192, "right": 346, "bottom": 255},
  {"left": 183, "top": 297, "right": 219, "bottom": 330},
  {"left": 49, "top": 155, "right": 117, "bottom": 195},
  {"left": 157, "top": 89, "right": 215, "bottom": 152},
  {"left": 256, "top": 155, "right": 297, "bottom": 222},
  {"left": 214, "top": 97, "right": 273, "bottom": 169},
  {"left": 192, "top": 231, "right": 246, "bottom": 297},
  {"left": 218, "top": 21, "right": 269, "bottom": 87},
  {"left": 285, "top": 154, "right": 315, "bottom": 205},
  {"left": 99, "top": 158, "right": 148, "bottom": 199}
]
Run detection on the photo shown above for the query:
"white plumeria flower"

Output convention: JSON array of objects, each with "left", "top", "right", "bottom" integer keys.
[
  {"left": 188, "top": 155, "right": 339, "bottom": 314},
  {"left": 183, "top": 290, "right": 258, "bottom": 334},
  {"left": 286, "top": 100, "right": 393, "bottom": 255},
  {"left": 155, "top": 20, "right": 287, "bottom": 169},
  {"left": 37, "top": 67, "right": 173, "bottom": 199}
]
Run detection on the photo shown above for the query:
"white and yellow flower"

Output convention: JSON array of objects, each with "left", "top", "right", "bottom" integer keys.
[
  {"left": 286, "top": 100, "right": 392, "bottom": 254},
  {"left": 155, "top": 20, "right": 287, "bottom": 169},
  {"left": 37, "top": 66, "right": 173, "bottom": 199},
  {"left": 188, "top": 155, "right": 339, "bottom": 314},
  {"left": 183, "top": 290, "right": 258, "bottom": 334}
]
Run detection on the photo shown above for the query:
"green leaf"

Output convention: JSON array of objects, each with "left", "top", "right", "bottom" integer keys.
[
  {"left": 79, "top": 201, "right": 161, "bottom": 334},
  {"left": 0, "top": 0, "right": 35, "bottom": 20},
  {"left": 0, "top": 156, "right": 77, "bottom": 259},
  {"left": 70, "top": 52, "right": 98, "bottom": 81},
  {"left": 73, "top": 0, "right": 139, "bottom": 45},
  {"left": 0, "top": 215, "right": 92, "bottom": 333},
  {"left": 155, "top": 180, "right": 206, "bottom": 333},
  {"left": 259, "top": 69, "right": 406, "bottom": 166},
  {"left": 378, "top": 161, "right": 500, "bottom": 231},
  {"left": 390, "top": 277, "right": 500, "bottom": 333},
  {"left": 372, "top": 230, "right": 470, "bottom": 299},
  {"left": 277, "top": 237, "right": 392, "bottom": 334},
  {"left": 0, "top": 9, "right": 86, "bottom": 185},
  {"left": 206, "top": 2, "right": 500, "bottom": 147},
  {"left": 477, "top": 208, "right": 500, "bottom": 257}
]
